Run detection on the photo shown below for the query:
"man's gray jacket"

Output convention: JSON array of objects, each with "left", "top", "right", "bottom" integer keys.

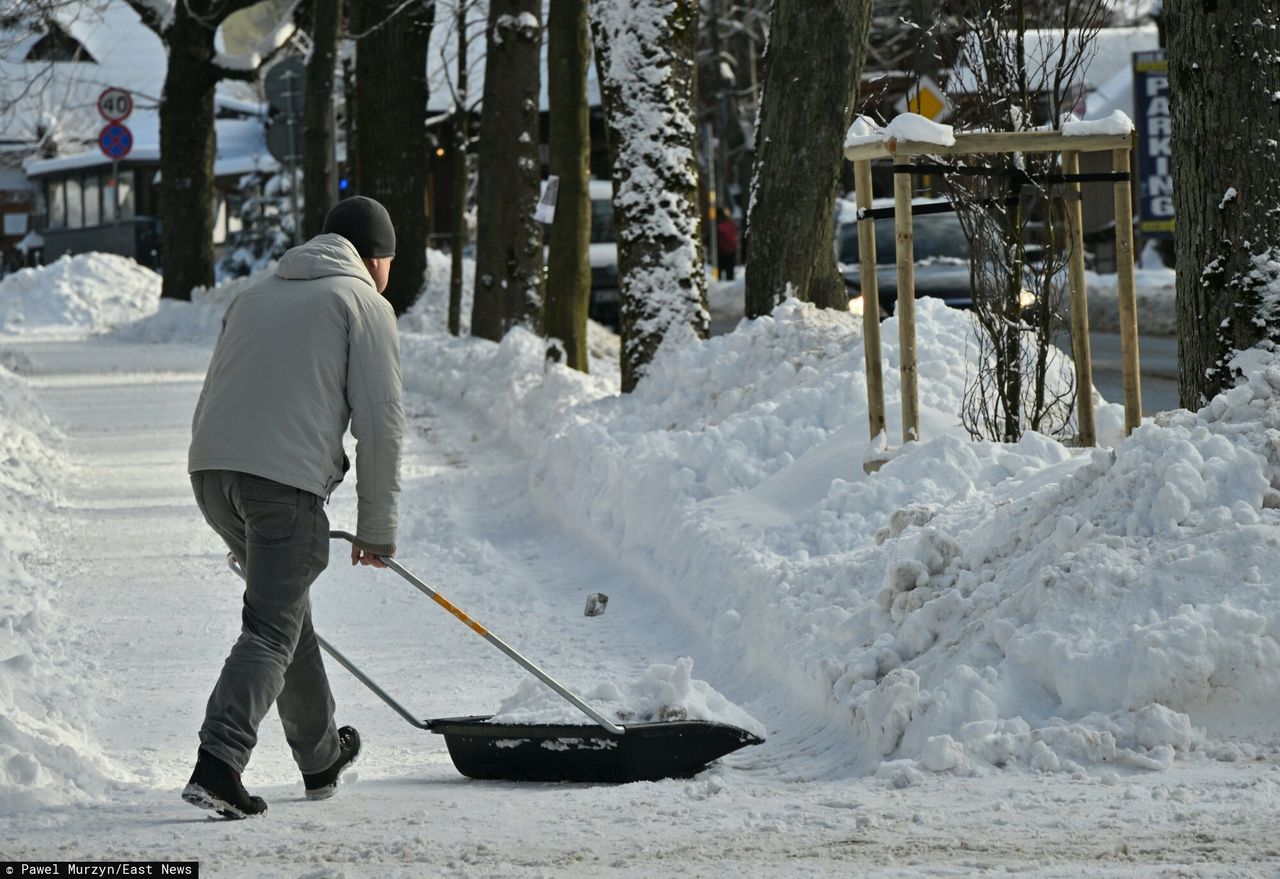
[{"left": 189, "top": 233, "right": 404, "bottom": 556}]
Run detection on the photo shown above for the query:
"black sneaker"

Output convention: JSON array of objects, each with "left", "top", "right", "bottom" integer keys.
[
  {"left": 181, "top": 749, "right": 267, "bottom": 819},
  {"left": 303, "top": 726, "right": 361, "bottom": 800}
]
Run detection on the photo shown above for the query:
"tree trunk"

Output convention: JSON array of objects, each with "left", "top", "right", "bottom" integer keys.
[
  {"left": 302, "top": 0, "right": 340, "bottom": 240},
  {"left": 543, "top": 0, "right": 592, "bottom": 370},
  {"left": 157, "top": 10, "right": 218, "bottom": 301},
  {"left": 448, "top": 1, "right": 472, "bottom": 338},
  {"left": 1168, "top": 0, "right": 1280, "bottom": 407},
  {"left": 590, "top": 0, "right": 708, "bottom": 392},
  {"left": 354, "top": 0, "right": 434, "bottom": 315},
  {"left": 471, "top": 1, "right": 545, "bottom": 342},
  {"left": 744, "top": 0, "right": 872, "bottom": 317},
  {"left": 341, "top": 55, "right": 360, "bottom": 194}
]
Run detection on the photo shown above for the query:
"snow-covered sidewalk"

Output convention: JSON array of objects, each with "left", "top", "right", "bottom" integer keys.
[
  {"left": 0, "top": 333, "right": 1276, "bottom": 877},
  {"left": 3, "top": 252, "right": 1280, "bottom": 875}
]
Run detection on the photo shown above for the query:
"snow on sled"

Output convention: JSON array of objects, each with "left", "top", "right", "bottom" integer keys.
[{"left": 227, "top": 532, "right": 764, "bottom": 784}]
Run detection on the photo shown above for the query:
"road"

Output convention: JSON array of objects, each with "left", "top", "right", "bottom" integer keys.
[{"left": 1087, "top": 331, "right": 1181, "bottom": 415}]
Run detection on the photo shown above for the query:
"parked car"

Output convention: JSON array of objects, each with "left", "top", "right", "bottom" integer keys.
[{"left": 836, "top": 197, "right": 974, "bottom": 316}]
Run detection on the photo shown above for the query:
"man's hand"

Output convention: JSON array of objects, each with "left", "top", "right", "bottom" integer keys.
[{"left": 351, "top": 545, "right": 388, "bottom": 568}]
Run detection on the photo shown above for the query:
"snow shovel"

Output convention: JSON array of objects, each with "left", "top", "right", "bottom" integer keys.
[{"left": 225, "top": 530, "right": 763, "bottom": 783}]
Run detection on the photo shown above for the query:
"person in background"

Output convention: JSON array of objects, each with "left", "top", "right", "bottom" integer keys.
[
  {"left": 716, "top": 208, "right": 739, "bottom": 281},
  {"left": 183, "top": 196, "right": 404, "bottom": 819}
]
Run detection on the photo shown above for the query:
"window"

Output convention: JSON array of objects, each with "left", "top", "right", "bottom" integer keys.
[
  {"left": 65, "top": 176, "right": 82, "bottom": 229},
  {"left": 83, "top": 175, "right": 100, "bottom": 227},
  {"left": 46, "top": 179, "right": 65, "bottom": 230}
]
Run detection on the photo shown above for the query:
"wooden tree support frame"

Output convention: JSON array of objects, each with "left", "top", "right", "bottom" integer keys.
[{"left": 844, "top": 129, "right": 1140, "bottom": 451}]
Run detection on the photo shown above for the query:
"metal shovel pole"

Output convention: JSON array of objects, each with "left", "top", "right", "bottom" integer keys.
[
  {"left": 227, "top": 553, "right": 430, "bottom": 729},
  {"left": 226, "top": 532, "right": 625, "bottom": 735}
]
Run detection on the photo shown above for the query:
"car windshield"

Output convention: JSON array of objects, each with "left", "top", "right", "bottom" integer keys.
[
  {"left": 837, "top": 213, "right": 970, "bottom": 265},
  {"left": 590, "top": 199, "right": 615, "bottom": 244}
]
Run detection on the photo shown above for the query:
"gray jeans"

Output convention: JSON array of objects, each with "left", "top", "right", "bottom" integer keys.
[{"left": 190, "top": 469, "right": 340, "bottom": 775}]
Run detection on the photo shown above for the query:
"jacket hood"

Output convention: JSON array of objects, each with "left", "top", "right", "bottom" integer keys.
[{"left": 275, "top": 233, "right": 375, "bottom": 287}]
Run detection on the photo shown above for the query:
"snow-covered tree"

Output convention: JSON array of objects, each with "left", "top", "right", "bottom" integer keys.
[
  {"left": 218, "top": 171, "right": 295, "bottom": 278},
  {"left": 471, "top": 1, "right": 544, "bottom": 341},
  {"left": 590, "top": 0, "right": 707, "bottom": 392},
  {"left": 744, "top": 0, "right": 873, "bottom": 317},
  {"left": 123, "top": 0, "right": 297, "bottom": 301},
  {"left": 1168, "top": 0, "right": 1280, "bottom": 406}
]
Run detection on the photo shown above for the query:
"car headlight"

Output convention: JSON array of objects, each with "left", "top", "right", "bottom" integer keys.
[
  {"left": 848, "top": 295, "right": 865, "bottom": 316},
  {"left": 1019, "top": 288, "right": 1037, "bottom": 309}
]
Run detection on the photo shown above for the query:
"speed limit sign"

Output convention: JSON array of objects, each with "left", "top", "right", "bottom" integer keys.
[{"left": 98, "top": 87, "right": 133, "bottom": 123}]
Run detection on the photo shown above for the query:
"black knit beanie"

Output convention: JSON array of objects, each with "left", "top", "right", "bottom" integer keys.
[{"left": 322, "top": 196, "right": 396, "bottom": 259}]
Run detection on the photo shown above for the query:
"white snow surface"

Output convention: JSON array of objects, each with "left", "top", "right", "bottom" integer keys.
[
  {"left": 0, "top": 363, "right": 130, "bottom": 815},
  {"left": 884, "top": 113, "right": 956, "bottom": 147},
  {"left": 2, "top": 254, "right": 1280, "bottom": 873},
  {"left": 1063, "top": 109, "right": 1135, "bottom": 136},
  {"left": 0, "top": 253, "right": 160, "bottom": 335},
  {"left": 843, "top": 114, "right": 887, "bottom": 150}
]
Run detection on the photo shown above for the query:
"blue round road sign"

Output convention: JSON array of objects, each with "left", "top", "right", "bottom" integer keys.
[{"left": 98, "top": 123, "right": 133, "bottom": 160}]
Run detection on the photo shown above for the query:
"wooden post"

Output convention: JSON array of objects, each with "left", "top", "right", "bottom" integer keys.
[
  {"left": 855, "top": 159, "right": 886, "bottom": 440},
  {"left": 1062, "top": 151, "right": 1096, "bottom": 447},
  {"left": 893, "top": 158, "right": 919, "bottom": 443},
  {"left": 1113, "top": 146, "right": 1143, "bottom": 433}
]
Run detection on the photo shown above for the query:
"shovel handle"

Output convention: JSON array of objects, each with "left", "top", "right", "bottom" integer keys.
[
  {"left": 331, "top": 531, "right": 625, "bottom": 735},
  {"left": 225, "top": 553, "right": 431, "bottom": 729}
]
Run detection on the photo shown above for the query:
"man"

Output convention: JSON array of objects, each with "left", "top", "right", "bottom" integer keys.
[{"left": 183, "top": 196, "right": 404, "bottom": 818}]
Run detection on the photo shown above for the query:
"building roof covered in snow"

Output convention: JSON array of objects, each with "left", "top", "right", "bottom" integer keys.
[
  {"left": 950, "top": 25, "right": 1160, "bottom": 101},
  {"left": 1, "top": 0, "right": 269, "bottom": 170}
]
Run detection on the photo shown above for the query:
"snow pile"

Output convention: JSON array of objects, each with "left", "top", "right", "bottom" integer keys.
[
  {"left": 109, "top": 265, "right": 275, "bottom": 345},
  {"left": 491, "top": 657, "right": 767, "bottom": 738},
  {"left": 405, "top": 293, "right": 1280, "bottom": 778},
  {"left": 399, "top": 248, "right": 476, "bottom": 336},
  {"left": 0, "top": 366, "right": 126, "bottom": 814},
  {"left": 0, "top": 253, "right": 159, "bottom": 335}
]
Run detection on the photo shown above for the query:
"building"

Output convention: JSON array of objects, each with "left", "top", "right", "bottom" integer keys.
[{"left": 0, "top": 0, "right": 276, "bottom": 271}]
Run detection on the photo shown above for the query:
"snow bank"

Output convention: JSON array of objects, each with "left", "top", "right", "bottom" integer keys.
[
  {"left": 491, "top": 657, "right": 767, "bottom": 738},
  {"left": 399, "top": 248, "right": 476, "bottom": 336},
  {"left": 0, "top": 366, "right": 126, "bottom": 814},
  {"left": 0, "top": 253, "right": 159, "bottom": 335},
  {"left": 404, "top": 293, "right": 1280, "bottom": 779},
  {"left": 110, "top": 266, "right": 275, "bottom": 345}
]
